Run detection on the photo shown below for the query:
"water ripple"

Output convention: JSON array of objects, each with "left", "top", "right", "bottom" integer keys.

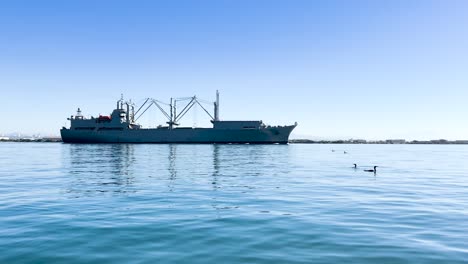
[{"left": 0, "top": 143, "right": 467, "bottom": 263}]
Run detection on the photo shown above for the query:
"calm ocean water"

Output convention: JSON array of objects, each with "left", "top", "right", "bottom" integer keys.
[{"left": 0, "top": 143, "right": 467, "bottom": 263}]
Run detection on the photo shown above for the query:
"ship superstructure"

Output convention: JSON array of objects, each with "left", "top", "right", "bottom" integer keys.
[{"left": 61, "top": 91, "right": 297, "bottom": 144}]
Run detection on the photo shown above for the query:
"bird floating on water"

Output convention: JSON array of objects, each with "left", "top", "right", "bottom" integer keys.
[
  {"left": 353, "top": 163, "right": 357, "bottom": 169},
  {"left": 344, "top": 151, "right": 347, "bottom": 154},
  {"left": 364, "top": 166, "right": 378, "bottom": 173}
]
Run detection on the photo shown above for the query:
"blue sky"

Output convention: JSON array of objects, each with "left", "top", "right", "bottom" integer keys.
[{"left": 1, "top": 0, "right": 467, "bottom": 140}]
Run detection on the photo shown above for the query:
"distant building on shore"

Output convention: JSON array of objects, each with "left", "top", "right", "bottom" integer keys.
[
  {"left": 430, "top": 139, "right": 448, "bottom": 144},
  {"left": 385, "top": 139, "right": 406, "bottom": 144},
  {"left": 350, "top": 139, "right": 367, "bottom": 144}
]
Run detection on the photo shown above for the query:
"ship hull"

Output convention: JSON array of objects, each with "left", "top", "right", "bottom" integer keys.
[{"left": 60, "top": 125, "right": 296, "bottom": 144}]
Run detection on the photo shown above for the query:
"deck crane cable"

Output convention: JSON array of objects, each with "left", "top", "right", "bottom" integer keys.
[
  {"left": 197, "top": 98, "right": 214, "bottom": 105},
  {"left": 134, "top": 98, "right": 150, "bottom": 116},
  {"left": 174, "top": 97, "right": 197, "bottom": 123},
  {"left": 153, "top": 99, "right": 170, "bottom": 106},
  {"left": 175, "top": 97, "right": 193, "bottom": 101},
  {"left": 135, "top": 101, "right": 154, "bottom": 121},
  {"left": 151, "top": 99, "right": 171, "bottom": 120},
  {"left": 195, "top": 100, "right": 214, "bottom": 120},
  {"left": 135, "top": 99, "right": 172, "bottom": 122}
]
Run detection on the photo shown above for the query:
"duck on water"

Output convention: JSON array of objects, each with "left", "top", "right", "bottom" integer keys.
[{"left": 364, "top": 166, "right": 378, "bottom": 173}]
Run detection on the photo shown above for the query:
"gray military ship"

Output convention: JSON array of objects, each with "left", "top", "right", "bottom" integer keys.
[{"left": 60, "top": 91, "right": 297, "bottom": 144}]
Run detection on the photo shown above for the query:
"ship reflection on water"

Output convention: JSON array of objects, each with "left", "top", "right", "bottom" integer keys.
[
  {"left": 66, "top": 144, "right": 136, "bottom": 196},
  {"left": 3, "top": 143, "right": 467, "bottom": 263},
  {"left": 65, "top": 144, "right": 292, "bottom": 201},
  {"left": 167, "top": 144, "right": 177, "bottom": 191}
]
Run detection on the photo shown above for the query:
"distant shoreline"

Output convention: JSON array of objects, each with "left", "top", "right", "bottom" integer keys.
[
  {"left": 1, "top": 138, "right": 468, "bottom": 145},
  {"left": 0, "top": 138, "right": 62, "bottom": 143},
  {"left": 289, "top": 139, "right": 468, "bottom": 145}
]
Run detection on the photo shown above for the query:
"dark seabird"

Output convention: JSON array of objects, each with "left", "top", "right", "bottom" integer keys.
[
  {"left": 353, "top": 163, "right": 357, "bottom": 169},
  {"left": 364, "top": 166, "right": 378, "bottom": 173}
]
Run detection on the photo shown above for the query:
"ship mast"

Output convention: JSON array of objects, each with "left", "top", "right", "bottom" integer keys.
[
  {"left": 117, "top": 94, "right": 124, "bottom": 109},
  {"left": 214, "top": 90, "right": 220, "bottom": 121},
  {"left": 168, "top": 98, "right": 174, "bottom": 129}
]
